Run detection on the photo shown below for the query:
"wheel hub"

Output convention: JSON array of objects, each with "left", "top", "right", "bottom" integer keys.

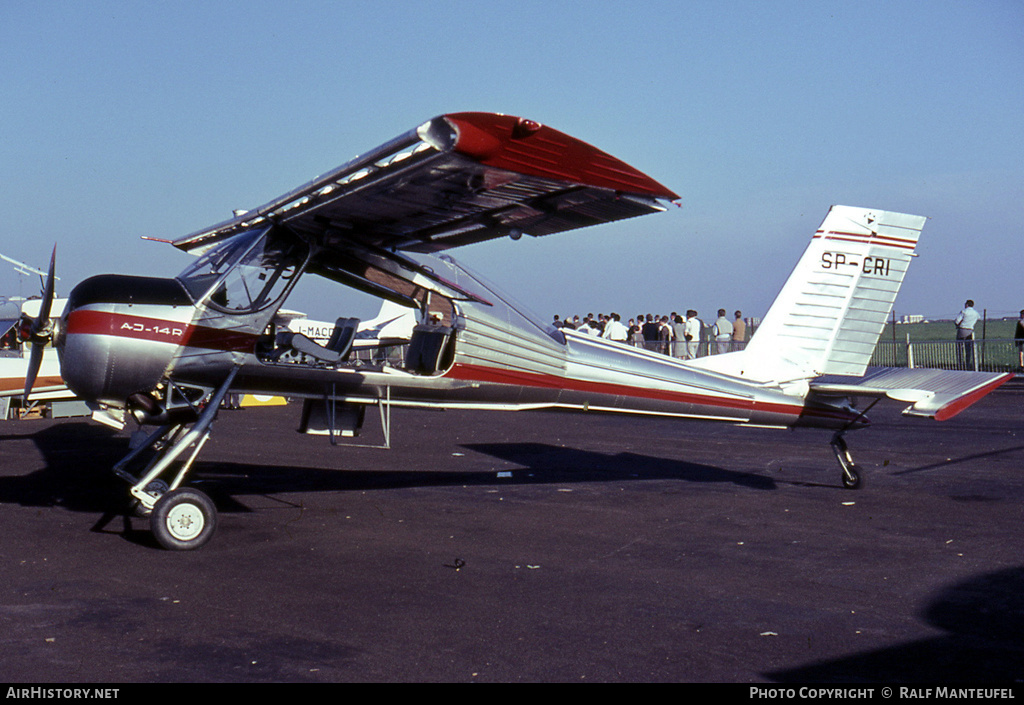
[{"left": 165, "top": 503, "right": 205, "bottom": 540}]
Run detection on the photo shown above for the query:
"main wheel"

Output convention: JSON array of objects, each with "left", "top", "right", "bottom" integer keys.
[{"left": 151, "top": 488, "right": 217, "bottom": 550}]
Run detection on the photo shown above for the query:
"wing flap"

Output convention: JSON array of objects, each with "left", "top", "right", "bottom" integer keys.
[
  {"left": 172, "top": 113, "right": 678, "bottom": 256},
  {"left": 810, "top": 367, "right": 1014, "bottom": 420}
]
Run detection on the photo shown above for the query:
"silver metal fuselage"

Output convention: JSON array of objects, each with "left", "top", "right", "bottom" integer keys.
[{"left": 58, "top": 254, "right": 859, "bottom": 432}]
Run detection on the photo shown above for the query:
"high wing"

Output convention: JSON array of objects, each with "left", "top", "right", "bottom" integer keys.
[
  {"left": 809, "top": 367, "right": 1013, "bottom": 421},
  {"left": 172, "top": 112, "right": 680, "bottom": 257}
]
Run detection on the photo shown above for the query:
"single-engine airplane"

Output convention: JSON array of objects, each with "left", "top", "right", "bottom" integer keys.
[{"left": 21, "top": 112, "right": 1012, "bottom": 550}]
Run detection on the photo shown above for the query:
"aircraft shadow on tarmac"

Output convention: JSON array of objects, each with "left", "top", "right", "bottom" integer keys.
[
  {"left": 767, "top": 565, "right": 1024, "bottom": 683},
  {"left": 0, "top": 421, "right": 128, "bottom": 514},
  {"left": 185, "top": 441, "right": 777, "bottom": 507},
  {"left": 895, "top": 444, "right": 1024, "bottom": 477},
  {"left": 0, "top": 422, "right": 775, "bottom": 519},
  {"left": 459, "top": 442, "right": 776, "bottom": 490}
]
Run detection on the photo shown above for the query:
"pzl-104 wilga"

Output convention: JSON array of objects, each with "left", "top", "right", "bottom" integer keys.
[{"left": 21, "top": 112, "right": 1011, "bottom": 549}]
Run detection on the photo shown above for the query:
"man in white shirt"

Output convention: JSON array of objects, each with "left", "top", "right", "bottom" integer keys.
[
  {"left": 684, "top": 310, "right": 702, "bottom": 359},
  {"left": 711, "top": 309, "right": 733, "bottom": 355},
  {"left": 954, "top": 300, "right": 980, "bottom": 369},
  {"left": 601, "top": 313, "right": 628, "bottom": 342},
  {"left": 671, "top": 314, "right": 688, "bottom": 358}
]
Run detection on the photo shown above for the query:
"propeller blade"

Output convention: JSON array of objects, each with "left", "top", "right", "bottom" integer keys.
[
  {"left": 23, "top": 341, "right": 45, "bottom": 405},
  {"left": 32, "top": 246, "right": 56, "bottom": 336},
  {"left": 23, "top": 245, "right": 57, "bottom": 408}
]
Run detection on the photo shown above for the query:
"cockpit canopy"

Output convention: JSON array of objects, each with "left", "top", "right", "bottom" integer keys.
[
  {"left": 177, "top": 227, "right": 310, "bottom": 313},
  {"left": 176, "top": 224, "right": 562, "bottom": 348}
]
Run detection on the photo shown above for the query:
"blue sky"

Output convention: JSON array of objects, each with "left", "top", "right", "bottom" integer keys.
[{"left": 2, "top": 1, "right": 1022, "bottom": 323}]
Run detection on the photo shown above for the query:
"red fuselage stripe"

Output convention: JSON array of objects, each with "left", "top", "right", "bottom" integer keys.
[
  {"left": 443, "top": 362, "right": 851, "bottom": 422},
  {"left": 0, "top": 376, "right": 64, "bottom": 392},
  {"left": 65, "top": 309, "right": 257, "bottom": 352}
]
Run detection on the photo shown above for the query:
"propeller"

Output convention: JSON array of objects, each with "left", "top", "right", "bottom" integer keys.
[{"left": 22, "top": 246, "right": 57, "bottom": 407}]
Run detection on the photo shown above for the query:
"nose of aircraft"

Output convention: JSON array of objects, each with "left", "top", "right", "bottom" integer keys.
[{"left": 60, "top": 274, "right": 194, "bottom": 407}]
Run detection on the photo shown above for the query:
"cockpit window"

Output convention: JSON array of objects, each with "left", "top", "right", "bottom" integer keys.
[
  {"left": 177, "top": 227, "right": 309, "bottom": 312},
  {"left": 177, "top": 229, "right": 261, "bottom": 301}
]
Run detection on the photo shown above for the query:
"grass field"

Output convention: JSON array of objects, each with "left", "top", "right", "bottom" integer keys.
[
  {"left": 880, "top": 318, "right": 1018, "bottom": 343},
  {"left": 873, "top": 318, "right": 1022, "bottom": 372}
]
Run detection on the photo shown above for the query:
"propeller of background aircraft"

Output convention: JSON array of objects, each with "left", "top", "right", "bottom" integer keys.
[{"left": 22, "top": 246, "right": 57, "bottom": 407}]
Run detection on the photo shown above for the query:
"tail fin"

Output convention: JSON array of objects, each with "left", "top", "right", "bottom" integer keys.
[
  {"left": 357, "top": 298, "right": 417, "bottom": 339},
  {"left": 691, "top": 205, "right": 926, "bottom": 383}
]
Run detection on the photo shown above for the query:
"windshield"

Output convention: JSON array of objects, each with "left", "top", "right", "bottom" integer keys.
[{"left": 177, "top": 227, "right": 310, "bottom": 313}]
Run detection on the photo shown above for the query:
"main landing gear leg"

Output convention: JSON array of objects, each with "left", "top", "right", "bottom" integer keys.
[
  {"left": 830, "top": 432, "right": 862, "bottom": 490},
  {"left": 112, "top": 368, "right": 239, "bottom": 550},
  {"left": 827, "top": 398, "right": 878, "bottom": 490}
]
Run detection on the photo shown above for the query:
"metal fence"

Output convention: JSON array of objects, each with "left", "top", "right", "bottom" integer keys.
[{"left": 871, "top": 338, "right": 1022, "bottom": 373}]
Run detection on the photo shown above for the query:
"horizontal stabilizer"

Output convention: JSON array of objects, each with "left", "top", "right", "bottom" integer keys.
[{"left": 809, "top": 367, "right": 1014, "bottom": 420}]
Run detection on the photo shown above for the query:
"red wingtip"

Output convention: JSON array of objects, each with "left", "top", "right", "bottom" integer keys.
[
  {"left": 444, "top": 112, "right": 680, "bottom": 201},
  {"left": 934, "top": 373, "right": 1015, "bottom": 421}
]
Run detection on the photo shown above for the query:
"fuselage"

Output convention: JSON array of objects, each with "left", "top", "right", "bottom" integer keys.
[{"left": 58, "top": 245, "right": 863, "bottom": 432}]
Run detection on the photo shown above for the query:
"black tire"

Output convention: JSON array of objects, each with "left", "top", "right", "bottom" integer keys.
[
  {"left": 842, "top": 466, "right": 863, "bottom": 490},
  {"left": 151, "top": 488, "right": 217, "bottom": 550}
]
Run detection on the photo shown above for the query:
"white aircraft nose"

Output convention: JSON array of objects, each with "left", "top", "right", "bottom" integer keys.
[{"left": 60, "top": 275, "right": 193, "bottom": 407}]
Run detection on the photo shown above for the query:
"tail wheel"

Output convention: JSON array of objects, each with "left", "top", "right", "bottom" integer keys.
[
  {"left": 151, "top": 488, "right": 217, "bottom": 550},
  {"left": 841, "top": 465, "right": 863, "bottom": 490},
  {"left": 831, "top": 433, "right": 864, "bottom": 490}
]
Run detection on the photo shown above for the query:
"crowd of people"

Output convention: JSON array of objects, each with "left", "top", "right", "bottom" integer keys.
[{"left": 551, "top": 309, "right": 749, "bottom": 359}]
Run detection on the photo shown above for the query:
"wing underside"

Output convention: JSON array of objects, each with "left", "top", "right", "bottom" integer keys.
[{"left": 172, "top": 112, "right": 679, "bottom": 257}]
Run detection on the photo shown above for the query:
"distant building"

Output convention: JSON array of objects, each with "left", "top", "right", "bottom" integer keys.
[{"left": 899, "top": 314, "right": 925, "bottom": 324}]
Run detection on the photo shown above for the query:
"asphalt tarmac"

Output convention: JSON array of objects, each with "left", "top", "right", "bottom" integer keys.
[{"left": 1, "top": 383, "right": 1022, "bottom": 684}]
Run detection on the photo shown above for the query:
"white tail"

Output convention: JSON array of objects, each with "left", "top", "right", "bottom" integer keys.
[{"left": 691, "top": 205, "right": 926, "bottom": 383}]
